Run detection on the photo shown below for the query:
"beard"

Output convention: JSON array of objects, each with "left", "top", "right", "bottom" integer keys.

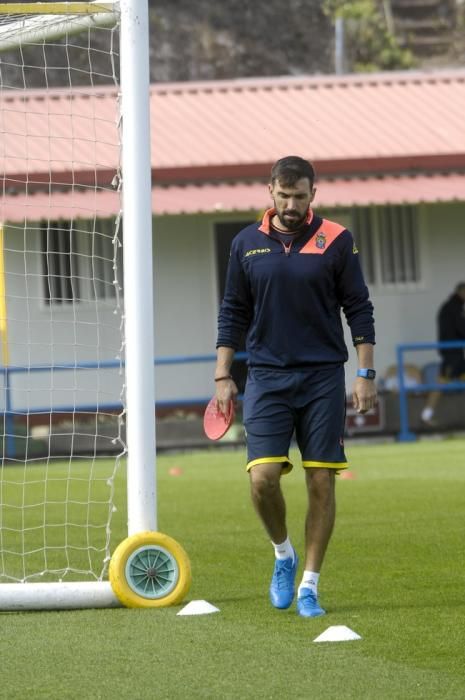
[{"left": 276, "top": 209, "right": 307, "bottom": 231}]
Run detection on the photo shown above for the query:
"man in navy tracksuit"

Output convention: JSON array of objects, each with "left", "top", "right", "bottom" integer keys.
[{"left": 215, "top": 156, "right": 376, "bottom": 617}]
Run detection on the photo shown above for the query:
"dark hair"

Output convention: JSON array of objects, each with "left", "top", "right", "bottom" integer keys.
[
  {"left": 455, "top": 282, "right": 465, "bottom": 293},
  {"left": 270, "top": 156, "right": 315, "bottom": 187}
]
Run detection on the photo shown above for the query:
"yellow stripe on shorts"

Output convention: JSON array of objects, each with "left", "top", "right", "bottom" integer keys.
[
  {"left": 246, "top": 457, "right": 293, "bottom": 474},
  {"left": 302, "top": 460, "right": 348, "bottom": 470}
]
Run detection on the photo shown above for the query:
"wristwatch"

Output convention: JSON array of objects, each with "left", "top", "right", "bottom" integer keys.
[{"left": 357, "top": 368, "right": 376, "bottom": 380}]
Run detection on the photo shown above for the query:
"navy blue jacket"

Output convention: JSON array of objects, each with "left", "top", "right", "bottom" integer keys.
[
  {"left": 437, "top": 292, "right": 465, "bottom": 361},
  {"left": 217, "top": 209, "right": 375, "bottom": 369}
]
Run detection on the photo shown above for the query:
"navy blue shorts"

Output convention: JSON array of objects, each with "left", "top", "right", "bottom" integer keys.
[{"left": 243, "top": 365, "right": 347, "bottom": 474}]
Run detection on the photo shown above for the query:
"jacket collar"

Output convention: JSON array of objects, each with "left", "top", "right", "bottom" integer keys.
[{"left": 258, "top": 207, "right": 314, "bottom": 234}]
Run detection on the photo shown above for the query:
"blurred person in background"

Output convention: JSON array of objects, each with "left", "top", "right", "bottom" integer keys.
[{"left": 421, "top": 282, "right": 465, "bottom": 427}]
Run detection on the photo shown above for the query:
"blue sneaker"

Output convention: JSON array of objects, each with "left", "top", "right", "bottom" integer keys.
[
  {"left": 297, "top": 588, "right": 326, "bottom": 617},
  {"left": 269, "top": 550, "right": 298, "bottom": 609}
]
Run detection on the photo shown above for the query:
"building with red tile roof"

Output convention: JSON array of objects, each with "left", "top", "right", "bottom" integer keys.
[{"left": 1, "top": 68, "right": 465, "bottom": 426}]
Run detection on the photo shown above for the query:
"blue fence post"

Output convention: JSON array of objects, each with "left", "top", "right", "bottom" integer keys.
[
  {"left": 396, "top": 340, "right": 465, "bottom": 441},
  {"left": 2, "top": 347, "right": 459, "bottom": 448},
  {"left": 396, "top": 345, "right": 416, "bottom": 442}
]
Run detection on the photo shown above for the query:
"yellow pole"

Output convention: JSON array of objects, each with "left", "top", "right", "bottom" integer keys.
[
  {"left": 0, "top": 223, "right": 9, "bottom": 367},
  {"left": 0, "top": 3, "right": 115, "bottom": 14}
]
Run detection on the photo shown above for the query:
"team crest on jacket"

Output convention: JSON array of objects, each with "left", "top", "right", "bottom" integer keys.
[{"left": 315, "top": 232, "right": 326, "bottom": 249}]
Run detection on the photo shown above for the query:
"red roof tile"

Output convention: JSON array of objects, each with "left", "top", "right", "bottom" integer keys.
[
  {"left": 150, "top": 70, "right": 465, "bottom": 177},
  {"left": 2, "top": 69, "right": 465, "bottom": 184},
  {"left": 2, "top": 70, "right": 465, "bottom": 215},
  {"left": 1, "top": 86, "right": 119, "bottom": 184},
  {"left": 151, "top": 173, "right": 465, "bottom": 213},
  {"left": 2, "top": 172, "right": 464, "bottom": 223}
]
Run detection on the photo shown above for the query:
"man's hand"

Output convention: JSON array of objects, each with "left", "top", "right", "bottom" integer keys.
[
  {"left": 352, "top": 377, "right": 377, "bottom": 414},
  {"left": 215, "top": 377, "right": 238, "bottom": 416}
]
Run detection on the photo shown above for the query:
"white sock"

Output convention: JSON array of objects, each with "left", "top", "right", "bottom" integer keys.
[
  {"left": 298, "top": 570, "right": 320, "bottom": 597},
  {"left": 421, "top": 407, "right": 434, "bottom": 421},
  {"left": 271, "top": 536, "right": 294, "bottom": 561}
]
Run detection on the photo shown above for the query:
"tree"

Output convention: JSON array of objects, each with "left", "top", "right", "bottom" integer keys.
[{"left": 323, "top": 0, "right": 415, "bottom": 72}]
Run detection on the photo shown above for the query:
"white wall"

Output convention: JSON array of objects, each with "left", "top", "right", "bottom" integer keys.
[
  {"left": 2, "top": 223, "right": 124, "bottom": 412},
  {"left": 151, "top": 214, "right": 218, "bottom": 403},
  {"left": 344, "top": 201, "right": 465, "bottom": 385},
  {"left": 3, "top": 200, "right": 464, "bottom": 410},
  {"left": 154, "top": 202, "right": 465, "bottom": 398}
]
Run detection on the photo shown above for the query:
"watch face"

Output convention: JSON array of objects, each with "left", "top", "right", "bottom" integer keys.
[{"left": 358, "top": 369, "right": 376, "bottom": 379}]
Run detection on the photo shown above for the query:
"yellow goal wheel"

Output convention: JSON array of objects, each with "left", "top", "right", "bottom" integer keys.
[{"left": 109, "top": 531, "right": 192, "bottom": 608}]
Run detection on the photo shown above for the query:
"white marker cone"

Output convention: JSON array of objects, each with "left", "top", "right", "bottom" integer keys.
[
  {"left": 313, "top": 625, "right": 362, "bottom": 642},
  {"left": 177, "top": 600, "right": 220, "bottom": 616}
]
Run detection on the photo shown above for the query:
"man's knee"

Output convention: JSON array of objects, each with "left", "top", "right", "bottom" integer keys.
[
  {"left": 306, "top": 468, "right": 335, "bottom": 498},
  {"left": 249, "top": 463, "right": 282, "bottom": 498}
]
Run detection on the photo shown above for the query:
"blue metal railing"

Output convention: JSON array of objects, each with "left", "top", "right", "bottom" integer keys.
[
  {"left": 0, "top": 352, "right": 248, "bottom": 458},
  {"left": 3, "top": 345, "right": 464, "bottom": 454},
  {"left": 396, "top": 341, "right": 465, "bottom": 442}
]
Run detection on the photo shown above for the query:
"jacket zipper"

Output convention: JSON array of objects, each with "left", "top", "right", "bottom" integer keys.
[
  {"left": 282, "top": 240, "right": 292, "bottom": 256},
  {"left": 265, "top": 231, "right": 298, "bottom": 256}
]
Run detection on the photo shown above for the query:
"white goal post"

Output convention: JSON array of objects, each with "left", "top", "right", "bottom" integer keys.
[{"left": 0, "top": 1, "right": 186, "bottom": 611}]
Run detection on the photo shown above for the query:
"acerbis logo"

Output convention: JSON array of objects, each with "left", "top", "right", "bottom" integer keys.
[{"left": 245, "top": 247, "right": 272, "bottom": 257}]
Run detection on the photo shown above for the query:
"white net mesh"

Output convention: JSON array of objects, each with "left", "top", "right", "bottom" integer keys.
[{"left": 0, "top": 4, "right": 125, "bottom": 584}]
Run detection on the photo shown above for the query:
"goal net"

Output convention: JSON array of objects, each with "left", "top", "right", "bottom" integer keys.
[{"left": 0, "top": 2, "right": 129, "bottom": 607}]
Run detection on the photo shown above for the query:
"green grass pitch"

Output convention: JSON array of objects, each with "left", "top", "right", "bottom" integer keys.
[{"left": 1, "top": 437, "right": 465, "bottom": 699}]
